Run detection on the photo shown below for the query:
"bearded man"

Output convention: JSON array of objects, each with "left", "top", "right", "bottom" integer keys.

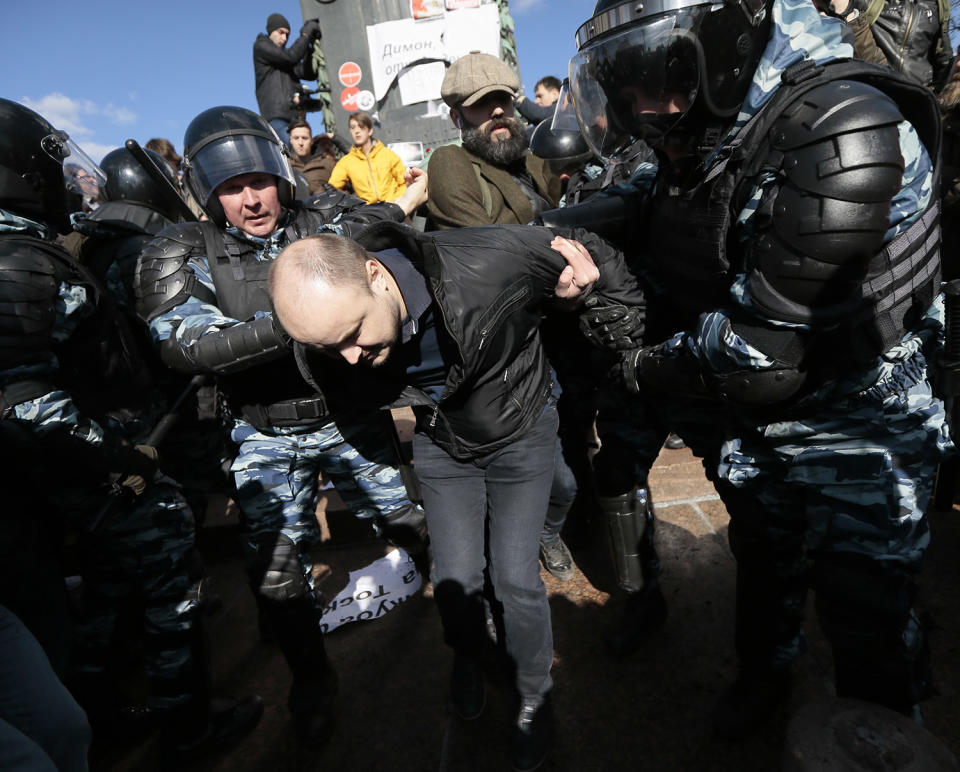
[{"left": 425, "top": 52, "right": 563, "bottom": 230}]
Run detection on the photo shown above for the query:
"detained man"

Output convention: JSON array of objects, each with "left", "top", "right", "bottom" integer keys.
[{"left": 268, "top": 219, "right": 645, "bottom": 770}]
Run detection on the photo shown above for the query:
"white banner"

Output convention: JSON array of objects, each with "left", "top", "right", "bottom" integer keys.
[
  {"left": 365, "top": 4, "right": 501, "bottom": 106},
  {"left": 319, "top": 548, "right": 423, "bottom": 633}
]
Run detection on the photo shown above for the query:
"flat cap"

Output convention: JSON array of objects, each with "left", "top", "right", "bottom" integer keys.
[{"left": 441, "top": 51, "right": 519, "bottom": 108}]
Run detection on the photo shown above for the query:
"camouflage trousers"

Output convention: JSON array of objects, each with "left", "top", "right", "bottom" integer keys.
[
  {"left": 72, "top": 477, "right": 199, "bottom": 710},
  {"left": 715, "top": 350, "right": 950, "bottom": 687},
  {"left": 603, "top": 346, "right": 949, "bottom": 704},
  {"left": 230, "top": 409, "right": 411, "bottom": 596}
]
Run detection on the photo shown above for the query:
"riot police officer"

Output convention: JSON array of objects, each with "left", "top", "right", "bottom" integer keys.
[
  {"left": 0, "top": 99, "right": 264, "bottom": 761},
  {"left": 134, "top": 106, "right": 428, "bottom": 747},
  {"left": 568, "top": 0, "right": 948, "bottom": 737}
]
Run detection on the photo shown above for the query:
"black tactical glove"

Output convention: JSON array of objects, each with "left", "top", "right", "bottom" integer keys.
[
  {"left": 300, "top": 19, "right": 321, "bottom": 39},
  {"left": 118, "top": 444, "right": 159, "bottom": 496},
  {"left": 579, "top": 295, "right": 645, "bottom": 350}
]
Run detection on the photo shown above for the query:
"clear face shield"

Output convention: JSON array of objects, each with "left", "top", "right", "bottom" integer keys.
[
  {"left": 185, "top": 131, "right": 295, "bottom": 208},
  {"left": 569, "top": 9, "right": 706, "bottom": 159},
  {"left": 44, "top": 131, "right": 107, "bottom": 203},
  {"left": 550, "top": 79, "right": 582, "bottom": 133}
]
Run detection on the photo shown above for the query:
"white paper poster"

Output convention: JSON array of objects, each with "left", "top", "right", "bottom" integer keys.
[
  {"left": 365, "top": 4, "right": 501, "bottom": 106},
  {"left": 319, "top": 548, "right": 423, "bottom": 633}
]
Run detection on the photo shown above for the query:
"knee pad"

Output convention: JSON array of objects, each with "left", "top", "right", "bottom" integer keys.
[{"left": 245, "top": 532, "right": 309, "bottom": 603}]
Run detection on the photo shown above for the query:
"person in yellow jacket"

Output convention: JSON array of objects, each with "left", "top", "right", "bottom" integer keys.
[{"left": 328, "top": 112, "right": 407, "bottom": 204}]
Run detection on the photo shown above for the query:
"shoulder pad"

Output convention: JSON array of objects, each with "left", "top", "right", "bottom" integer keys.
[
  {"left": 0, "top": 237, "right": 64, "bottom": 279},
  {"left": 90, "top": 201, "right": 173, "bottom": 237},
  {"left": 135, "top": 222, "right": 213, "bottom": 321},
  {"left": 142, "top": 222, "right": 208, "bottom": 257},
  {"left": 773, "top": 81, "right": 904, "bottom": 204},
  {"left": 0, "top": 238, "right": 64, "bottom": 370},
  {"left": 772, "top": 80, "right": 905, "bottom": 152}
]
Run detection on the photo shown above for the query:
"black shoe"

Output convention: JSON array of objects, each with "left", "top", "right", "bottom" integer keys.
[
  {"left": 664, "top": 432, "right": 685, "bottom": 450},
  {"left": 604, "top": 585, "right": 668, "bottom": 657},
  {"left": 712, "top": 668, "right": 790, "bottom": 740},
  {"left": 539, "top": 535, "right": 576, "bottom": 581},
  {"left": 289, "top": 671, "right": 339, "bottom": 748},
  {"left": 450, "top": 655, "right": 486, "bottom": 720},
  {"left": 509, "top": 698, "right": 552, "bottom": 772},
  {"left": 165, "top": 695, "right": 264, "bottom": 761}
]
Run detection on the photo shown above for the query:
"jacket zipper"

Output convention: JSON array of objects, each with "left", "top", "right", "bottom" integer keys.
[
  {"left": 898, "top": 4, "right": 916, "bottom": 72},
  {"left": 477, "top": 285, "right": 530, "bottom": 352}
]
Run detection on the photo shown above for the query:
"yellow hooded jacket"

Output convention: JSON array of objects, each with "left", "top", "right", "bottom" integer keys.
[{"left": 328, "top": 139, "right": 407, "bottom": 204}]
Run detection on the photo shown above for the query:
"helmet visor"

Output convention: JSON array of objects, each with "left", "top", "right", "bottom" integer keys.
[
  {"left": 188, "top": 133, "right": 295, "bottom": 207},
  {"left": 570, "top": 10, "right": 703, "bottom": 158},
  {"left": 550, "top": 80, "right": 582, "bottom": 133},
  {"left": 47, "top": 132, "right": 107, "bottom": 203}
]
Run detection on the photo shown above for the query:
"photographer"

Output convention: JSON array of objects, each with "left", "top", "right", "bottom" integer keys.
[{"left": 253, "top": 12, "right": 321, "bottom": 145}]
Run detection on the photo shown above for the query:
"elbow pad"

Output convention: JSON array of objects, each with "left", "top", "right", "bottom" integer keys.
[{"left": 161, "top": 315, "right": 289, "bottom": 375}]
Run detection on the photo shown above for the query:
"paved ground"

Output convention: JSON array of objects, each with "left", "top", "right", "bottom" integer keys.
[{"left": 104, "top": 427, "right": 960, "bottom": 772}]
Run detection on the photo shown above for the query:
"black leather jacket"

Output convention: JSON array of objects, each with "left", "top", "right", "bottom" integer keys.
[
  {"left": 320, "top": 221, "right": 645, "bottom": 461},
  {"left": 253, "top": 31, "right": 315, "bottom": 124},
  {"left": 871, "top": 0, "right": 953, "bottom": 88}
]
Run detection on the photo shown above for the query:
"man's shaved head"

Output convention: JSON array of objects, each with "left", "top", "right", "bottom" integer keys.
[
  {"left": 269, "top": 233, "right": 407, "bottom": 368},
  {"left": 270, "top": 233, "right": 371, "bottom": 302}
]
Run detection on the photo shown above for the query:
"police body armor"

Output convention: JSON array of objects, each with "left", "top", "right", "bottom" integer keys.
[
  {"left": 0, "top": 234, "right": 153, "bottom": 416},
  {"left": 202, "top": 211, "right": 330, "bottom": 428},
  {"left": 645, "top": 59, "right": 942, "bottom": 373}
]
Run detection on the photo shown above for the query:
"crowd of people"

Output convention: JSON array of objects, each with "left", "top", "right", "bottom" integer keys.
[{"left": 1, "top": 0, "right": 958, "bottom": 769}]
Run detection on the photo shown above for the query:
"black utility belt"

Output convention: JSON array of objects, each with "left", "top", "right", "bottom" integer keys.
[{"left": 239, "top": 396, "right": 330, "bottom": 428}]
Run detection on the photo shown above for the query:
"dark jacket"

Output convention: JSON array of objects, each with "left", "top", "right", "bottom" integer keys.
[
  {"left": 290, "top": 151, "right": 336, "bottom": 195},
  {"left": 425, "top": 144, "right": 562, "bottom": 230},
  {"left": 253, "top": 31, "right": 315, "bottom": 124},
  {"left": 515, "top": 97, "right": 554, "bottom": 126},
  {"left": 316, "top": 221, "right": 643, "bottom": 461},
  {"left": 869, "top": 0, "right": 953, "bottom": 88}
]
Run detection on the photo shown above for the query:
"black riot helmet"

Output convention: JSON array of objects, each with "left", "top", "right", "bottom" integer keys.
[
  {"left": 569, "top": 0, "right": 771, "bottom": 158},
  {"left": 0, "top": 98, "right": 105, "bottom": 232},
  {"left": 530, "top": 79, "right": 596, "bottom": 176},
  {"left": 100, "top": 147, "right": 183, "bottom": 222},
  {"left": 181, "top": 106, "right": 296, "bottom": 228}
]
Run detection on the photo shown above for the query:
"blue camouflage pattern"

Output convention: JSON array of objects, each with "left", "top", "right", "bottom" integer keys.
[
  {"left": 2, "top": 211, "right": 200, "bottom": 708},
  {"left": 71, "top": 476, "right": 199, "bottom": 709},
  {"left": 231, "top": 414, "right": 414, "bottom": 597}
]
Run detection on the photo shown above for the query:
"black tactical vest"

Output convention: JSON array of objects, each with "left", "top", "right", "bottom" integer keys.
[{"left": 199, "top": 211, "right": 331, "bottom": 426}]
